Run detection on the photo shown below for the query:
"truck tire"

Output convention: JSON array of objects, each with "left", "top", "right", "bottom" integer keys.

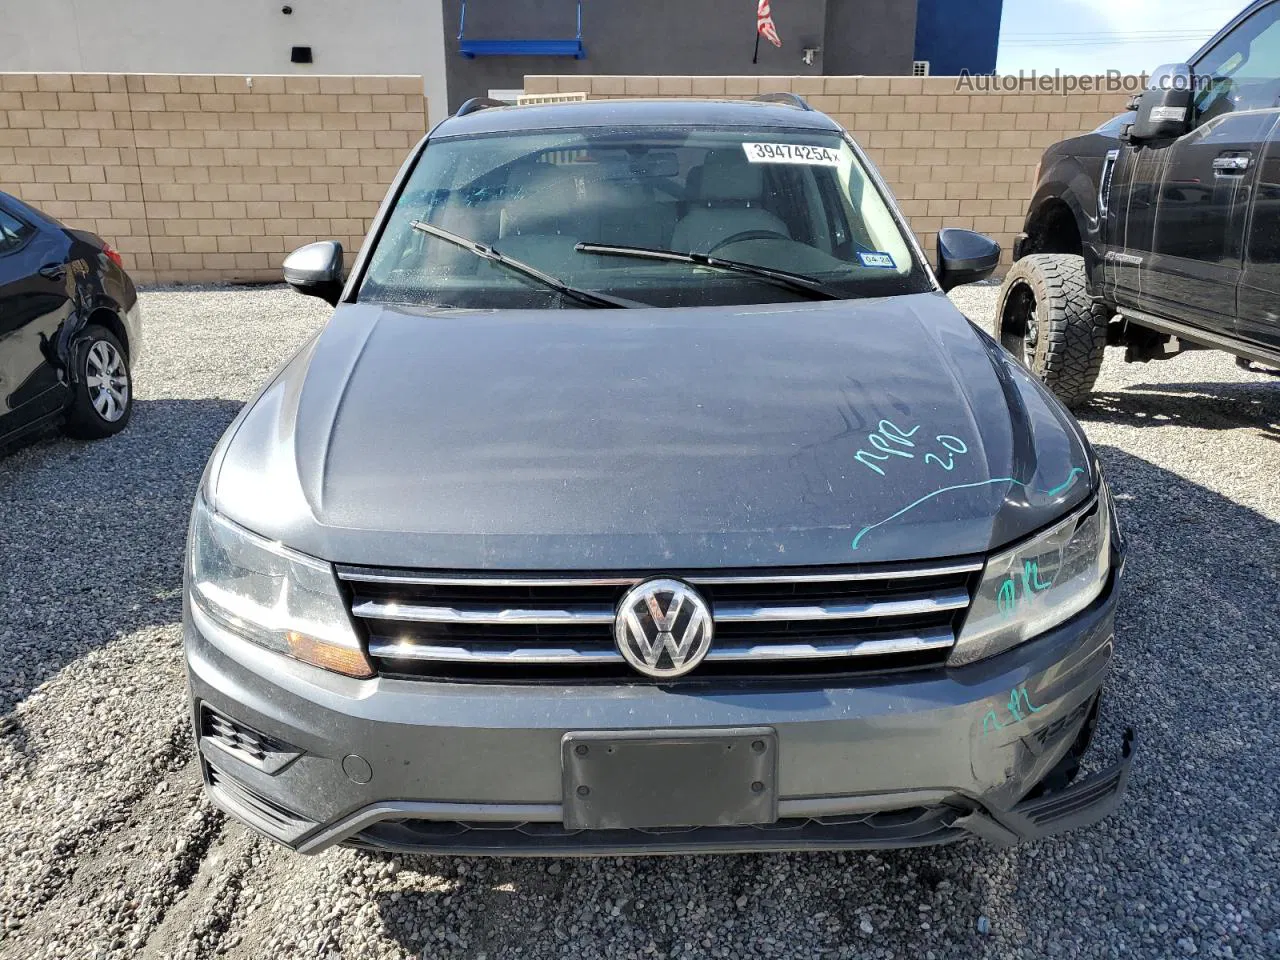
[{"left": 992, "top": 254, "right": 1109, "bottom": 408}]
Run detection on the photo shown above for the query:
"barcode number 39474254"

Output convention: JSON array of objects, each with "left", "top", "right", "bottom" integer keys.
[{"left": 741, "top": 142, "right": 842, "bottom": 167}]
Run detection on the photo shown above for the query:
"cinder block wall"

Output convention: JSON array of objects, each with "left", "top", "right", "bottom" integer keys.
[
  {"left": 0, "top": 73, "right": 428, "bottom": 284},
  {"left": 2, "top": 72, "right": 1133, "bottom": 284},
  {"left": 525, "top": 75, "right": 1138, "bottom": 270}
]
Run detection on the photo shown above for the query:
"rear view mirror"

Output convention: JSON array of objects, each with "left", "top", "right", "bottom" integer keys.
[
  {"left": 631, "top": 151, "right": 680, "bottom": 178},
  {"left": 1128, "top": 64, "right": 1194, "bottom": 142},
  {"left": 597, "top": 150, "right": 681, "bottom": 180},
  {"left": 936, "top": 228, "right": 1001, "bottom": 292},
  {"left": 283, "top": 241, "right": 345, "bottom": 306}
]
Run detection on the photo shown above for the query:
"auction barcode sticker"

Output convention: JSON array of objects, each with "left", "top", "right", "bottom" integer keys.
[{"left": 742, "top": 143, "right": 841, "bottom": 166}]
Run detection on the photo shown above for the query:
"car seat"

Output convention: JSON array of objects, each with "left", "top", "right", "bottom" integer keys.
[{"left": 670, "top": 149, "right": 790, "bottom": 254}]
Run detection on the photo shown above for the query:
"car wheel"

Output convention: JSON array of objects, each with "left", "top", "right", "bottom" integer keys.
[
  {"left": 63, "top": 325, "right": 133, "bottom": 440},
  {"left": 992, "top": 254, "right": 1110, "bottom": 408}
]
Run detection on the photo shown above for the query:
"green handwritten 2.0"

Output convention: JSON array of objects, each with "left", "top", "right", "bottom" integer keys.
[{"left": 981, "top": 685, "right": 1045, "bottom": 737}]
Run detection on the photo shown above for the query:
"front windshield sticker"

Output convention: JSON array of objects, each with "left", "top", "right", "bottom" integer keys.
[
  {"left": 858, "top": 251, "right": 897, "bottom": 269},
  {"left": 741, "top": 142, "right": 841, "bottom": 166}
]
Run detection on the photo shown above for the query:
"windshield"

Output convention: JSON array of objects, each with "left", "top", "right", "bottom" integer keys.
[{"left": 359, "top": 125, "right": 932, "bottom": 309}]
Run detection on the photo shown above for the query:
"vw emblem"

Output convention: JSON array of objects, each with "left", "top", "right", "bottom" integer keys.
[{"left": 614, "top": 578, "right": 714, "bottom": 679}]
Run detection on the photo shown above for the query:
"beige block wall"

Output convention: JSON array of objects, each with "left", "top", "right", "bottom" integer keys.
[
  {"left": 1, "top": 72, "right": 1135, "bottom": 283},
  {"left": 0, "top": 73, "right": 429, "bottom": 284},
  {"left": 525, "top": 75, "right": 1139, "bottom": 270}
]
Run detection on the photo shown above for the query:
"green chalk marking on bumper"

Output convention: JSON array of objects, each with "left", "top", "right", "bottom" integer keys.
[{"left": 981, "top": 685, "right": 1046, "bottom": 737}]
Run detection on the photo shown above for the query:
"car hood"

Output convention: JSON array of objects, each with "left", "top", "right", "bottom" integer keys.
[{"left": 209, "top": 293, "right": 1094, "bottom": 569}]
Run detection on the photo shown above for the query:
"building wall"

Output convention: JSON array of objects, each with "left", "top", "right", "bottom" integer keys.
[
  {"left": 441, "top": 0, "right": 917, "bottom": 110},
  {"left": 525, "top": 73, "right": 1135, "bottom": 269},
  {"left": 0, "top": 73, "right": 429, "bottom": 284},
  {"left": 0, "top": 69, "right": 1133, "bottom": 285},
  {"left": 0, "top": 0, "right": 449, "bottom": 124},
  {"left": 914, "top": 0, "right": 1003, "bottom": 76},
  {"left": 824, "top": 0, "right": 917, "bottom": 76}
]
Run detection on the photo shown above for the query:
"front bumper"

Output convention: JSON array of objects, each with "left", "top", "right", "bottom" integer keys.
[{"left": 185, "top": 575, "right": 1134, "bottom": 855}]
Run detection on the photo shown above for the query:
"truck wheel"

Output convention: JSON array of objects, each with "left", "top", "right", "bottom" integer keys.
[{"left": 993, "top": 254, "right": 1109, "bottom": 408}]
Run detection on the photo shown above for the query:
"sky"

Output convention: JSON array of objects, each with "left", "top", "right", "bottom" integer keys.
[{"left": 996, "top": 0, "right": 1250, "bottom": 75}]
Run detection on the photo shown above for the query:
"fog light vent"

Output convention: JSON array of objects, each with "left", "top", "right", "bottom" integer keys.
[
  {"left": 200, "top": 704, "right": 302, "bottom": 775},
  {"left": 1033, "top": 698, "right": 1092, "bottom": 750}
]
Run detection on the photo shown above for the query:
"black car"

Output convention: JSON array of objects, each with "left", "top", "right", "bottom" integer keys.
[
  {"left": 997, "top": 0, "right": 1280, "bottom": 406},
  {"left": 0, "top": 190, "right": 141, "bottom": 448}
]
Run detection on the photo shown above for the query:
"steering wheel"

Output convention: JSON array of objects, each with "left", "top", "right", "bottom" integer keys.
[{"left": 706, "top": 229, "right": 791, "bottom": 255}]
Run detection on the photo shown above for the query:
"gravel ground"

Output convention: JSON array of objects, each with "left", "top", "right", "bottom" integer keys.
[{"left": 0, "top": 283, "right": 1277, "bottom": 960}]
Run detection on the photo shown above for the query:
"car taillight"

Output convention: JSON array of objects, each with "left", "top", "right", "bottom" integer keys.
[{"left": 103, "top": 244, "right": 124, "bottom": 268}]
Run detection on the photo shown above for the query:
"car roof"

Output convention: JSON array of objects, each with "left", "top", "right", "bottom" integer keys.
[
  {"left": 431, "top": 98, "right": 845, "bottom": 138},
  {"left": 0, "top": 190, "right": 55, "bottom": 229}
]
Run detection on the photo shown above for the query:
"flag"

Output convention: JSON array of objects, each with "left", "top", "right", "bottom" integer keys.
[{"left": 757, "top": 0, "right": 782, "bottom": 48}]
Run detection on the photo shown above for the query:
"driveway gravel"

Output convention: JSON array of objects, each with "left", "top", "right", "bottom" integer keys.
[{"left": 0, "top": 283, "right": 1277, "bottom": 959}]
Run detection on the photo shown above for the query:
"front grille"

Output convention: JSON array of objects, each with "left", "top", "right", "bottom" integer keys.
[
  {"left": 344, "top": 805, "right": 965, "bottom": 853},
  {"left": 337, "top": 561, "right": 980, "bottom": 683}
]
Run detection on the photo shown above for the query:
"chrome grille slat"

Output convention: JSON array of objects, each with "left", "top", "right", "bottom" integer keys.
[
  {"left": 369, "top": 628, "right": 956, "bottom": 664},
  {"left": 352, "top": 602, "right": 616, "bottom": 625},
  {"left": 686, "top": 563, "right": 982, "bottom": 584},
  {"left": 713, "top": 591, "right": 970, "bottom": 622},
  {"left": 707, "top": 629, "right": 957, "bottom": 660},
  {"left": 338, "top": 561, "right": 977, "bottom": 681},
  {"left": 340, "top": 572, "right": 645, "bottom": 587},
  {"left": 370, "top": 643, "right": 623, "bottom": 664},
  {"left": 353, "top": 591, "right": 969, "bottom": 626},
  {"left": 336, "top": 561, "right": 983, "bottom": 588}
]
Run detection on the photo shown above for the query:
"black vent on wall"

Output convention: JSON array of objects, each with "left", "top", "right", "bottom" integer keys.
[{"left": 291, "top": 46, "right": 313, "bottom": 64}]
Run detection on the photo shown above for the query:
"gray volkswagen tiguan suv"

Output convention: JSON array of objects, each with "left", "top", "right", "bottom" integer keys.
[{"left": 184, "top": 96, "right": 1134, "bottom": 855}]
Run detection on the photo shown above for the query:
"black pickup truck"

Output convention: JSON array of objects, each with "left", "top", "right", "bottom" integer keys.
[{"left": 996, "top": 0, "right": 1280, "bottom": 406}]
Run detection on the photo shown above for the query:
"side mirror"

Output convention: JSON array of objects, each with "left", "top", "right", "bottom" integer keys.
[
  {"left": 1127, "top": 63, "right": 1194, "bottom": 143},
  {"left": 283, "top": 241, "right": 345, "bottom": 306},
  {"left": 936, "top": 228, "right": 1001, "bottom": 292}
]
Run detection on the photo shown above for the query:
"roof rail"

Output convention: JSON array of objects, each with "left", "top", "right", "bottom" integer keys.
[
  {"left": 454, "top": 97, "right": 510, "bottom": 117},
  {"left": 516, "top": 91, "right": 589, "bottom": 105},
  {"left": 752, "top": 92, "right": 813, "bottom": 111}
]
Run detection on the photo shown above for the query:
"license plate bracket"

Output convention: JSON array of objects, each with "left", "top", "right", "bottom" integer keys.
[{"left": 561, "top": 727, "right": 778, "bottom": 830}]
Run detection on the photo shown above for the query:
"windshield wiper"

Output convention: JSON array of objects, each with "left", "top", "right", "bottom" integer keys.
[
  {"left": 410, "top": 220, "right": 634, "bottom": 309},
  {"left": 575, "top": 242, "right": 846, "bottom": 301}
]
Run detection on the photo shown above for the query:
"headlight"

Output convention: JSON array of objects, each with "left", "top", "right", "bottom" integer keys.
[
  {"left": 187, "top": 494, "right": 373, "bottom": 679},
  {"left": 950, "top": 481, "right": 1113, "bottom": 666}
]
